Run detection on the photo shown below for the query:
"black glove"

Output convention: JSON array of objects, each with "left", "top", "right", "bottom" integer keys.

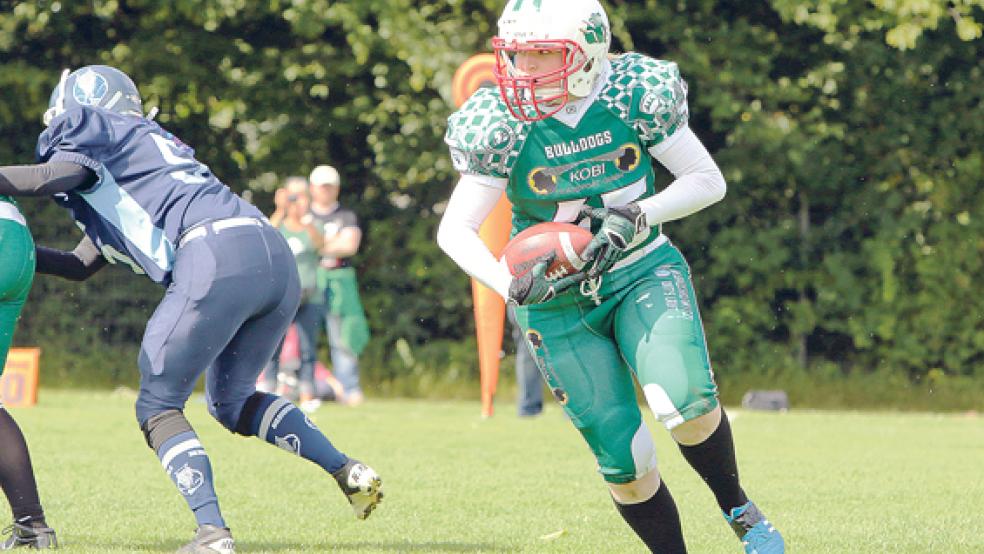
[
  {"left": 578, "top": 203, "right": 647, "bottom": 278},
  {"left": 508, "top": 253, "right": 586, "bottom": 305}
]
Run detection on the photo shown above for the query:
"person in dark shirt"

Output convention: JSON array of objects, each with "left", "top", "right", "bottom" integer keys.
[
  {"left": 0, "top": 65, "right": 383, "bottom": 552},
  {"left": 308, "top": 165, "right": 371, "bottom": 406},
  {"left": 507, "top": 305, "right": 543, "bottom": 417}
]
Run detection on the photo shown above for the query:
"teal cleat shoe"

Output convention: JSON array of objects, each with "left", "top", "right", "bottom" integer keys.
[{"left": 725, "top": 501, "right": 784, "bottom": 554}]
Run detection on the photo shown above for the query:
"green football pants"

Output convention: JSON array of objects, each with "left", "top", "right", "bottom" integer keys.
[
  {"left": 0, "top": 219, "right": 35, "bottom": 372},
  {"left": 515, "top": 241, "right": 719, "bottom": 484}
]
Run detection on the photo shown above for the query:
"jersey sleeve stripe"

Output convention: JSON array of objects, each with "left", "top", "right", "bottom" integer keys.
[{"left": 78, "top": 165, "right": 176, "bottom": 274}]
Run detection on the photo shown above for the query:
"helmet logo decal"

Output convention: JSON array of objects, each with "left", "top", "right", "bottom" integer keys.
[
  {"left": 511, "top": 0, "right": 543, "bottom": 11},
  {"left": 582, "top": 13, "right": 607, "bottom": 45},
  {"left": 72, "top": 69, "right": 109, "bottom": 106}
]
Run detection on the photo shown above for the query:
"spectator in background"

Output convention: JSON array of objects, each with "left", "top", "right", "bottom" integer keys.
[
  {"left": 308, "top": 165, "right": 371, "bottom": 407},
  {"left": 508, "top": 305, "right": 543, "bottom": 417},
  {"left": 264, "top": 177, "right": 325, "bottom": 413}
]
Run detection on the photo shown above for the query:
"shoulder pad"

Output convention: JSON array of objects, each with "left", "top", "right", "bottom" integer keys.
[
  {"left": 600, "top": 53, "right": 689, "bottom": 149},
  {"left": 36, "top": 106, "right": 116, "bottom": 163},
  {"left": 445, "top": 87, "right": 530, "bottom": 178}
]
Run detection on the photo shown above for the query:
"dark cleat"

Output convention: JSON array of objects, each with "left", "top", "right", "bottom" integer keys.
[
  {"left": 1, "top": 520, "right": 57, "bottom": 550},
  {"left": 176, "top": 525, "right": 234, "bottom": 554}
]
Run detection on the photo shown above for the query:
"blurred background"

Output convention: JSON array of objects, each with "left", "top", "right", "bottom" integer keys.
[{"left": 1, "top": 0, "right": 982, "bottom": 410}]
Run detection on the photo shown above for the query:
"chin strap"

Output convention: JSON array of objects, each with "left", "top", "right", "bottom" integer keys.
[{"left": 580, "top": 275, "right": 603, "bottom": 306}]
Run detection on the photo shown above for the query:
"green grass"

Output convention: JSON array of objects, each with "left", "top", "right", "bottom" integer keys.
[{"left": 9, "top": 390, "right": 984, "bottom": 553}]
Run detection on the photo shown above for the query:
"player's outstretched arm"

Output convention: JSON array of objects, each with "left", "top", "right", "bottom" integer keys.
[
  {"left": 436, "top": 175, "right": 514, "bottom": 300},
  {"left": 0, "top": 161, "right": 96, "bottom": 196},
  {"left": 35, "top": 235, "right": 107, "bottom": 281}
]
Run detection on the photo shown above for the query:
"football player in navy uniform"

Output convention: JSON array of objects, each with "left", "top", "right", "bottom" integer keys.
[{"left": 0, "top": 65, "right": 383, "bottom": 553}]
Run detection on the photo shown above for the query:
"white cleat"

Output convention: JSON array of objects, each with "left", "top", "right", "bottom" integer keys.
[
  {"left": 300, "top": 398, "right": 322, "bottom": 413},
  {"left": 176, "top": 525, "right": 234, "bottom": 554},
  {"left": 332, "top": 459, "right": 384, "bottom": 520}
]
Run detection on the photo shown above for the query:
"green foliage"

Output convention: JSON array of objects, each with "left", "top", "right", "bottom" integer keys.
[{"left": 2, "top": 1, "right": 982, "bottom": 397}]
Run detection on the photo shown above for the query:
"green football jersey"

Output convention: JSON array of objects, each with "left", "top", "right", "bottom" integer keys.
[
  {"left": 446, "top": 53, "right": 689, "bottom": 261},
  {"left": 279, "top": 223, "right": 321, "bottom": 303},
  {"left": 0, "top": 194, "right": 26, "bottom": 227}
]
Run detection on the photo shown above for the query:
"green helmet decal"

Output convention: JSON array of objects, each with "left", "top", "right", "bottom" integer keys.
[
  {"left": 583, "top": 13, "right": 607, "bottom": 44},
  {"left": 511, "top": 0, "right": 543, "bottom": 11}
]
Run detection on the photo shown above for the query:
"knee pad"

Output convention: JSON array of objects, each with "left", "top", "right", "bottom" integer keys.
[
  {"left": 208, "top": 399, "right": 242, "bottom": 433},
  {"left": 140, "top": 409, "right": 193, "bottom": 452},
  {"left": 231, "top": 391, "right": 272, "bottom": 436},
  {"left": 598, "top": 418, "right": 658, "bottom": 484},
  {"left": 208, "top": 388, "right": 270, "bottom": 433}
]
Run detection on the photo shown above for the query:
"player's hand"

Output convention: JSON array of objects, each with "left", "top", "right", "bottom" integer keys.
[
  {"left": 578, "top": 203, "right": 647, "bottom": 279},
  {"left": 508, "top": 253, "right": 585, "bottom": 306}
]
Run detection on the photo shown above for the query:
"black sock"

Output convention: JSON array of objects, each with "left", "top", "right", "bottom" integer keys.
[
  {"left": 0, "top": 409, "right": 45, "bottom": 525},
  {"left": 614, "top": 480, "right": 687, "bottom": 554},
  {"left": 677, "top": 410, "right": 748, "bottom": 513}
]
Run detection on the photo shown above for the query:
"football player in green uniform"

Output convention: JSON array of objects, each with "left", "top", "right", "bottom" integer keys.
[
  {"left": 0, "top": 196, "right": 57, "bottom": 549},
  {"left": 437, "top": 1, "right": 784, "bottom": 552}
]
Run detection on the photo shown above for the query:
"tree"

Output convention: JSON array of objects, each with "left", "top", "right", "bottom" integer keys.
[{"left": 2, "top": 0, "right": 982, "bottom": 388}]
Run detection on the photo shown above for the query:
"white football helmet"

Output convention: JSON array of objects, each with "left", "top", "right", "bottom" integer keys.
[{"left": 493, "top": 0, "right": 611, "bottom": 121}]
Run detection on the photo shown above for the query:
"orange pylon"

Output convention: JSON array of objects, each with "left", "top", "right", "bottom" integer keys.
[{"left": 451, "top": 54, "right": 512, "bottom": 417}]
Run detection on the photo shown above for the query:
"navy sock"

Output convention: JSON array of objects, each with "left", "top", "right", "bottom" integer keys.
[
  {"left": 247, "top": 393, "right": 347, "bottom": 473},
  {"left": 157, "top": 431, "right": 224, "bottom": 528}
]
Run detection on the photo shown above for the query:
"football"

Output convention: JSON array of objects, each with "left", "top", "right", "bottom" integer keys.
[{"left": 501, "top": 222, "right": 593, "bottom": 280}]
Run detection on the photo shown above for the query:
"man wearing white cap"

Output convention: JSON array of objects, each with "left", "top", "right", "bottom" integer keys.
[{"left": 309, "top": 165, "right": 371, "bottom": 406}]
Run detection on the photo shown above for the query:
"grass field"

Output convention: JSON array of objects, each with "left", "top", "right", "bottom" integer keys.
[{"left": 10, "top": 389, "right": 984, "bottom": 553}]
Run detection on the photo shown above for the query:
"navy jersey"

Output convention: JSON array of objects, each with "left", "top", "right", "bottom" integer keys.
[{"left": 36, "top": 106, "right": 263, "bottom": 284}]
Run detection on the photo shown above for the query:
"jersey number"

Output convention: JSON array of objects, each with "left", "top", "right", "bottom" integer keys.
[
  {"left": 100, "top": 243, "right": 146, "bottom": 275},
  {"left": 150, "top": 134, "right": 210, "bottom": 185},
  {"left": 74, "top": 221, "right": 146, "bottom": 275},
  {"left": 552, "top": 176, "right": 649, "bottom": 222}
]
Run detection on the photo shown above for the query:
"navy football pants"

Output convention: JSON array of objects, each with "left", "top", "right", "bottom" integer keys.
[{"left": 135, "top": 222, "right": 301, "bottom": 429}]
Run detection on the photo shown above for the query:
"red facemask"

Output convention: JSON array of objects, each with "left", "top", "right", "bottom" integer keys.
[{"left": 492, "top": 38, "right": 588, "bottom": 122}]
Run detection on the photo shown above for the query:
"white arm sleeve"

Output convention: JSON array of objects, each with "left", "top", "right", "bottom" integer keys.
[
  {"left": 638, "top": 127, "right": 727, "bottom": 224},
  {"left": 436, "top": 175, "right": 513, "bottom": 300}
]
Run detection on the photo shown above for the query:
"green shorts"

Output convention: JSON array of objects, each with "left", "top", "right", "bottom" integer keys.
[
  {"left": 0, "top": 217, "right": 35, "bottom": 372},
  {"left": 515, "top": 240, "right": 718, "bottom": 483}
]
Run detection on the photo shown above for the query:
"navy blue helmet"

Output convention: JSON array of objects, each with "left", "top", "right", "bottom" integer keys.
[{"left": 43, "top": 65, "right": 152, "bottom": 126}]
